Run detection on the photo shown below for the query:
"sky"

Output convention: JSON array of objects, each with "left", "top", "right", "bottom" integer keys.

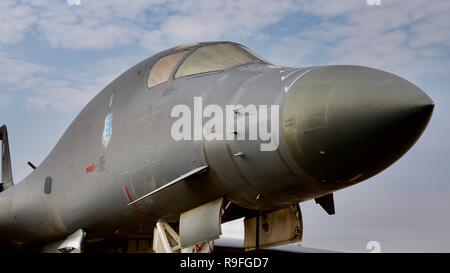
[{"left": 0, "top": 0, "right": 449, "bottom": 252}]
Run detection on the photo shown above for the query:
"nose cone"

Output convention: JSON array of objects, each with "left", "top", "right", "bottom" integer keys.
[{"left": 283, "top": 65, "right": 434, "bottom": 185}]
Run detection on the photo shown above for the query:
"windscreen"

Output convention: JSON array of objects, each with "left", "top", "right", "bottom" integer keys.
[{"left": 174, "top": 43, "right": 260, "bottom": 78}]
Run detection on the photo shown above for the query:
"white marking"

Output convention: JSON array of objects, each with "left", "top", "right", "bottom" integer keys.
[
  {"left": 102, "top": 113, "right": 113, "bottom": 148},
  {"left": 281, "top": 68, "right": 303, "bottom": 81},
  {"left": 284, "top": 67, "right": 319, "bottom": 93},
  {"left": 128, "top": 165, "right": 208, "bottom": 206},
  {"left": 367, "top": 0, "right": 382, "bottom": 6},
  {"left": 109, "top": 94, "right": 114, "bottom": 108},
  {"left": 280, "top": 68, "right": 292, "bottom": 73},
  {"left": 366, "top": 241, "right": 382, "bottom": 253},
  {"left": 66, "top": 0, "right": 81, "bottom": 5}
]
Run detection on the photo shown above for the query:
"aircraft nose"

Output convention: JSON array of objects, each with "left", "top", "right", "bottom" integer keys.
[{"left": 282, "top": 65, "right": 434, "bottom": 185}]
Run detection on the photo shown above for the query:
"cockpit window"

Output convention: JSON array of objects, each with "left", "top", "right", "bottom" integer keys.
[
  {"left": 147, "top": 51, "right": 187, "bottom": 89},
  {"left": 174, "top": 43, "right": 260, "bottom": 78}
]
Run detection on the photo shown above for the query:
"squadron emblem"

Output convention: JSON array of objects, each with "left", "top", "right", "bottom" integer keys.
[{"left": 102, "top": 113, "right": 113, "bottom": 148}]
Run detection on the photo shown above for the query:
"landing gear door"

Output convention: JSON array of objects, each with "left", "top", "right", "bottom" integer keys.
[{"left": 244, "top": 205, "right": 303, "bottom": 251}]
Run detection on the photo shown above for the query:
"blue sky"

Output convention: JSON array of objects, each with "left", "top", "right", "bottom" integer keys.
[{"left": 1, "top": 0, "right": 450, "bottom": 252}]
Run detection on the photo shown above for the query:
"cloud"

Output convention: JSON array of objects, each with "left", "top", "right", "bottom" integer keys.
[
  {"left": 26, "top": 56, "right": 142, "bottom": 112},
  {"left": 0, "top": 53, "right": 51, "bottom": 89},
  {"left": 301, "top": 0, "right": 364, "bottom": 16},
  {"left": 1, "top": 0, "right": 302, "bottom": 51},
  {"left": 0, "top": 0, "right": 307, "bottom": 112},
  {"left": 32, "top": 0, "right": 157, "bottom": 50},
  {"left": 157, "top": 0, "right": 301, "bottom": 44},
  {"left": 0, "top": 51, "right": 142, "bottom": 112},
  {"left": 266, "top": 0, "right": 450, "bottom": 81},
  {"left": 0, "top": 1, "right": 35, "bottom": 45},
  {"left": 1, "top": 0, "right": 168, "bottom": 50},
  {"left": 38, "top": 19, "right": 138, "bottom": 50},
  {"left": 1, "top": 0, "right": 448, "bottom": 112},
  {"left": 140, "top": 29, "right": 168, "bottom": 54}
]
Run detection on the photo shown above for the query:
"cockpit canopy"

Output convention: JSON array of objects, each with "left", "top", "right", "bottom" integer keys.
[{"left": 147, "top": 42, "right": 262, "bottom": 89}]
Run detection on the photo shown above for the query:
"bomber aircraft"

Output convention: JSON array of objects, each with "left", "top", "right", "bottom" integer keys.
[{"left": 0, "top": 41, "right": 434, "bottom": 252}]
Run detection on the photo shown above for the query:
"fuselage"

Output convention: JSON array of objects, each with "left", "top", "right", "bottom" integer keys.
[{"left": 0, "top": 42, "right": 434, "bottom": 247}]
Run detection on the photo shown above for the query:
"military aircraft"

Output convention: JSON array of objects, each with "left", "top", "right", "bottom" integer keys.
[{"left": 0, "top": 41, "right": 434, "bottom": 253}]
